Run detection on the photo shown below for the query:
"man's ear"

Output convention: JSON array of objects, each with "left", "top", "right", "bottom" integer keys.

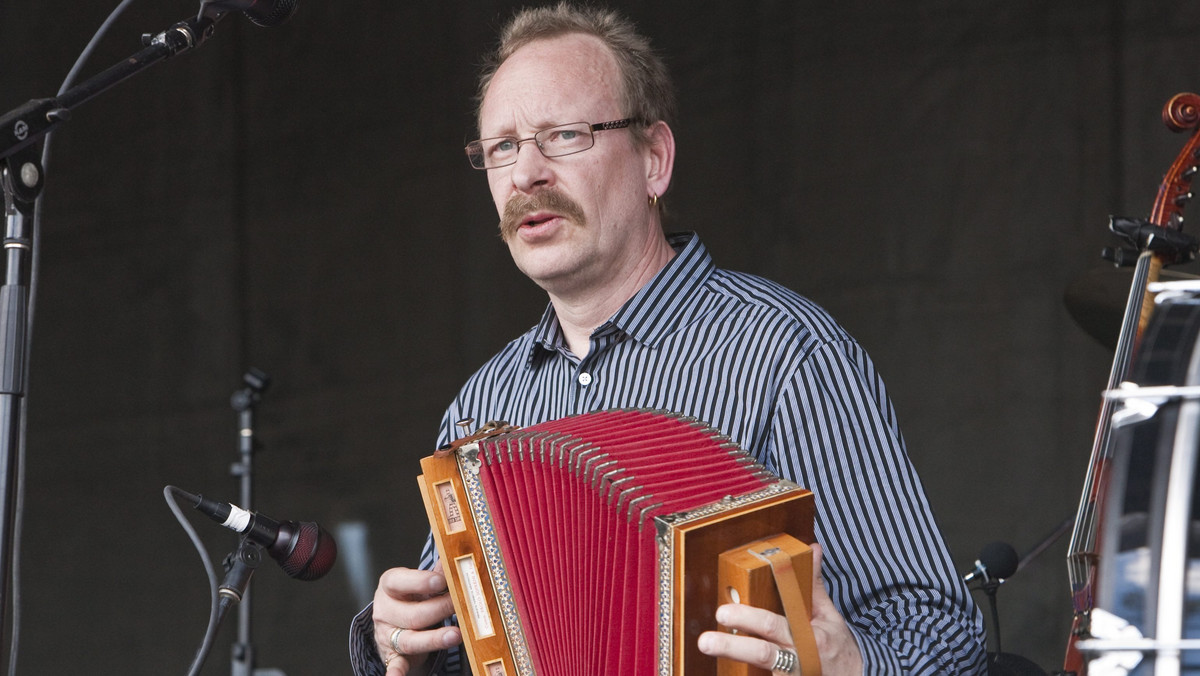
[{"left": 644, "top": 120, "right": 675, "bottom": 198}]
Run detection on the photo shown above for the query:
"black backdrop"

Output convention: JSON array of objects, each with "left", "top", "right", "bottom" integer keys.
[{"left": 2, "top": 1, "right": 1199, "bottom": 673}]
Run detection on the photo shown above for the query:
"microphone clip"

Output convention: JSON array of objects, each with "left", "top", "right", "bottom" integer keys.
[{"left": 219, "top": 538, "right": 263, "bottom": 607}]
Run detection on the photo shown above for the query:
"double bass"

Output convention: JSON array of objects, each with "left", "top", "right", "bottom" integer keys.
[{"left": 1063, "top": 93, "right": 1200, "bottom": 674}]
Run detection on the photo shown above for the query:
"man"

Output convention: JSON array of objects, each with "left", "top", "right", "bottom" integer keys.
[{"left": 351, "top": 4, "right": 986, "bottom": 674}]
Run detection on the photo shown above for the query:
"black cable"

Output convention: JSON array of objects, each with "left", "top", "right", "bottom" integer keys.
[{"left": 163, "top": 486, "right": 221, "bottom": 676}]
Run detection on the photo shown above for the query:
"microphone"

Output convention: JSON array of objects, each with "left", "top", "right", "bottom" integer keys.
[
  {"left": 200, "top": 0, "right": 299, "bottom": 27},
  {"left": 172, "top": 487, "right": 337, "bottom": 581},
  {"left": 963, "top": 541, "right": 1019, "bottom": 585}
]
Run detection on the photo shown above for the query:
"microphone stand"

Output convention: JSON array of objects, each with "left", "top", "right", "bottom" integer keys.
[
  {"left": 0, "top": 146, "right": 36, "bottom": 673},
  {"left": 982, "top": 576, "right": 1004, "bottom": 657},
  {"left": 221, "top": 540, "right": 263, "bottom": 622},
  {"left": 228, "top": 368, "right": 284, "bottom": 676},
  {"left": 190, "top": 538, "right": 264, "bottom": 676},
  {"left": 0, "top": 8, "right": 229, "bottom": 650},
  {"left": 973, "top": 521, "right": 1073, "bottom": 676}
]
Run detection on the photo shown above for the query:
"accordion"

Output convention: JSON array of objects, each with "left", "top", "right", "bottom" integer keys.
[{"left": 417, "top": 408, "right": 817, "bottom": 676}]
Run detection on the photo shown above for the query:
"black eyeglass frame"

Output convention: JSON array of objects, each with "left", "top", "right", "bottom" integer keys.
[{"left": 464, "top": 118, "right": 640, "bottom": 170}]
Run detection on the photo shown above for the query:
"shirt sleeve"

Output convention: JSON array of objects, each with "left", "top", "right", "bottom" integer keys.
[
  {"left": 349, "top": 602, "right": 385, "bottom": 676},
  {"left": 768, "top": 338, "right": 988, "bottom": 674}
]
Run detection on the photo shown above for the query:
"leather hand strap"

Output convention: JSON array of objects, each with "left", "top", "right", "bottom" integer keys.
[{"left": 749, "top": 541, "right": 822, "bottom": 676}]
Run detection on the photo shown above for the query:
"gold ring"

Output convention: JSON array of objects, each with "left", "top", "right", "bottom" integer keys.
[{"left": 384, "top": 651, "right": 399, "bottom": 666}]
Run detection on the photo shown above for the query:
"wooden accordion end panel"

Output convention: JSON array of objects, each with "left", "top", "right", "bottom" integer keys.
[{"left": 417, "top": 408, "right": 816, "bottom": 676}]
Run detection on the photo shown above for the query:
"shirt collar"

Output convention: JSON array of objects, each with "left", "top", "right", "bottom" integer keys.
[{"left": 522, "top": 232, "right": 714, "bottom": 367}]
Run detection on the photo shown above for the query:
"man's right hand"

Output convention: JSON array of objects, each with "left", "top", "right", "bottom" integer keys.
[{"left": 371, "top": 564, "right": 462, "bottom": 675}]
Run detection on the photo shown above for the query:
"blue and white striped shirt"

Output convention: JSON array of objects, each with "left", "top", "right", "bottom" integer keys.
[{"left": 351, "top": 232, "right": 986, "bottom": 674}]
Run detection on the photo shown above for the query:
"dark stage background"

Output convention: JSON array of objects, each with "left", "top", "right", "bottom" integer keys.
[{"left": 2, "top": 1, "right": 1199, "bottom": 673}]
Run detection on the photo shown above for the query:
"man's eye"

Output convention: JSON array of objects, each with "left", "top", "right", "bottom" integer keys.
[
  {"left": 482, "top": 139, "right": 517, "bottom": 160},
  {"left": 548, "top": 130, "right": 582, "bottom": 143}
]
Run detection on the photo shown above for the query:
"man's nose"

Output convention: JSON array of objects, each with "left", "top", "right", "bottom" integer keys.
[{"left": 510, "top": 139, "right": 553, "bottom": 192}]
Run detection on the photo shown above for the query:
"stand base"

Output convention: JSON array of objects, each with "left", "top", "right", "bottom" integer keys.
[{"left": 989, "top": 651, "right": 1048, "bottom": 676}]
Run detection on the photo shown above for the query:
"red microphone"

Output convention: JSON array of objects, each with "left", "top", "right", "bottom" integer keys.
[
  {"left": 200, "top": 0, "right": 298, "bottom": 27},
  {"left": 172, "top": 486, "right": 337, "bottom": 581}
]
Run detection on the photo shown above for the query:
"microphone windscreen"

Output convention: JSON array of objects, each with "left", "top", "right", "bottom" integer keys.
[
  {"left": 273, "top": 521, "right": 338, "bottom": 581},
  {"left": 245, "top": 0, "right": 298, "bottom": 27},
  {"left": 979, "top": 541, "right": 1019, "bottom": 579}
]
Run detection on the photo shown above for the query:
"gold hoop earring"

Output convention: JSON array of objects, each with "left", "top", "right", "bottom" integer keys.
[{"left": 649, "top": 193, "right": 658, "bottom": 207}]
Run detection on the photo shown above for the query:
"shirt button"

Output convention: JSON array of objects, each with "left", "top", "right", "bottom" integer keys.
[{"left": 577, "top": 372, "right": 593, "bottom": 386}]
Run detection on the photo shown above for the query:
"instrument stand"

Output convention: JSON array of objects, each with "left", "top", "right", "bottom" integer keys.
[{"left": 228, "top": 368, "right": 285, "bottom": 676}]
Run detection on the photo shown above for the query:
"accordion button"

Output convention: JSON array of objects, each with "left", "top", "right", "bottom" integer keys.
[{"left": 577, "top": 372, "right": 593, "bottom": 386}]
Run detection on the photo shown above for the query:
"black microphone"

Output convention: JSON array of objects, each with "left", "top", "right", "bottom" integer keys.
[
  {"left": 962, "top": 541, "right": 1019, "bottom": 585},
  {"left": 200, "top": 0, "right": 298, "bottom": 27},
  {"left": 172, "top": 487, "right": 337, "bottom": 581}
]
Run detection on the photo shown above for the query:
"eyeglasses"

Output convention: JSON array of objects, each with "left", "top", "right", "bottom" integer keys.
[{"left": 465, "top": 118, "right": 638, "bottom": 170}]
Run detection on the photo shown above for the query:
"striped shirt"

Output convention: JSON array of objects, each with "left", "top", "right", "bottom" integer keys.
[{"left": 351, "top": 232, "right": 986, "bottom": 675}]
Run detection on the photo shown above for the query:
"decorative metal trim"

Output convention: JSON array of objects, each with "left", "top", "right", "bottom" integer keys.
[{"left": 457, "top": 443, "right": 534, "bottom": 674}]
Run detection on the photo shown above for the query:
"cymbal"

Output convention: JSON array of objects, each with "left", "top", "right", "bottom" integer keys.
[{"left": 1064, "top": 265, "right": 1199, "bottom": 351}]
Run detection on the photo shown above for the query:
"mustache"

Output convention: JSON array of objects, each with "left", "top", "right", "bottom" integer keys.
[{"left": 498, "top": 189, "right": 587, "bottom": 241}]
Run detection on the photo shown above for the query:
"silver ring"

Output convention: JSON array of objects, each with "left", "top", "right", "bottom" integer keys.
[
  {"left": 772, "top": 647, "right": 798, "bottom": 673},
  {"left": 389, "top": 626, "right": 408, "bottom": 654}
]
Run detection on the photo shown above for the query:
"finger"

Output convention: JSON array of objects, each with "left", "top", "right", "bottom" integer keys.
[
  {"left": 808, "top": 542, "right": 839, "bottom": 620},
  {"left": 811, "top": 541, "right": 831, "bottom": 588},
  {"left": 383, "top": 650, "right": 410, "bottom": 676},
  {"left": 372, "top": 591, "right": 455, "bottom": 638},
  {"left": 714, "top": 603, "right": 794, "bottom": 648},
  {"left": 373, "top": 592, "right": 457, "bottom": 645},
  {"left": 378, "top": 624, "right": 462, "bottom": 658},
  {"left": 697, "top": 628, "right": 782, "bottom": 671},
  {"left": 378, "top": 566, "right": 449, "bottom": 601},
  {"left": 372, "top": 595, "right": 456, "bottom": 653}
]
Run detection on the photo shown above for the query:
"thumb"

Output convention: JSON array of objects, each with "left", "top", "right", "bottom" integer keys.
[
  {"left": 810, "top": 542, "right": 837, "bottom": 619},
  {"left": 807, "top": 542, "right": 865, "bottom": 673}
]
